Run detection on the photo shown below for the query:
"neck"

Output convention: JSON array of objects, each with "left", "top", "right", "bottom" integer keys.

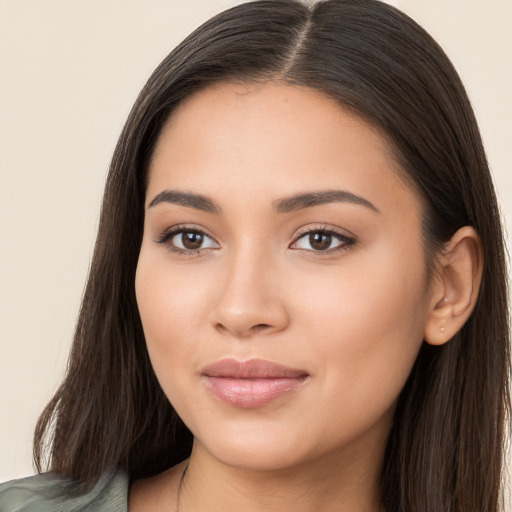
[{"left": 177, "top": 438, "right": 385, "bottom": 512}]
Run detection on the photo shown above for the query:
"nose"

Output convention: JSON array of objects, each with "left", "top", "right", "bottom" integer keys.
[{"left": 208, "top": 249, "right": 290, "bottom": 339}]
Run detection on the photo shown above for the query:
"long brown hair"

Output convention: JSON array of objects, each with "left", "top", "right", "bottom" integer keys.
[{"left": 34, "top": 1, "right": 510, "bottom": 510}]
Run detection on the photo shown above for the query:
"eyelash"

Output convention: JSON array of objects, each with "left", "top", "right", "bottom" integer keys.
[
  {"left": 291, "top": 225, "right": 357, "bottom": 254},
  {"left": 154, "top": 224, "right": 219, "bottom": 256},
  {"left": 154, "top": 224, "right": 356, "bottom": 256}
]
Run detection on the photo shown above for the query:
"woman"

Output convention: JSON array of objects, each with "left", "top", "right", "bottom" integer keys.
[{"left": 0, "top": 0, "right": 509, "bottom": 511}]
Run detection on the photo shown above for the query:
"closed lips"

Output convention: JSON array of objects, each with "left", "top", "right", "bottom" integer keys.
[
  {"left": 201, "top": 358, "right": 310, "bottom": 409},
  {"left": 201, "top": 358, "right": 309, "bottom": 379}
]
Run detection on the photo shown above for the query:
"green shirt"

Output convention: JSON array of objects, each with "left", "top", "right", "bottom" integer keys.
[{"left": 0, "top": 470, "right": 128, "bottom": 511}]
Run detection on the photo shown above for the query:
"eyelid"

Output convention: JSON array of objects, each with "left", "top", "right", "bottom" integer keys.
[
  {"left": 154, "top": 224, "right": 220, "bottom": 255},
  {"left": 153, "top": 223, "right": 356, "bottom": 256},
  {"left": 289, "top": 224, "right": 357, "bottom": 253}
]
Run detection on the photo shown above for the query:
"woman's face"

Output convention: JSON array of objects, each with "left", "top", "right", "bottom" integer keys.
[{"left": 136, "top": 82, "right": 432, "bottom": 471}]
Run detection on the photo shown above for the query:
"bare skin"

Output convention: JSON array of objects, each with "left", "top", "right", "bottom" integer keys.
[
  {"left": 130, "top": 82, "right": 482, "bottom": 511},
  {"left": 129, "top": 460, "right": 189, "bottom": 511}
]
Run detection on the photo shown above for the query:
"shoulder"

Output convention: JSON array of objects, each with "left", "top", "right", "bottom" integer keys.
[{"left": 0, "top": 469, "right": 128, "bottom": 512}]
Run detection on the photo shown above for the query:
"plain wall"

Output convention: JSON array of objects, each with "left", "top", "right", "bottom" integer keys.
[{"left": 1, "top": 0, "right": 511, "bottom": 491}]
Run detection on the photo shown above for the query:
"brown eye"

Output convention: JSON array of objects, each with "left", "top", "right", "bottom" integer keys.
[
  {"left": 291, "top": 229, "right": 355, "bottom": 253},
  {"left": 181, "top": 231, "right": 204, "bottom": 250},
  {"left": 157, "top": 227, "right": 219, "bottom": 253},
  {"left": 309, "top": 232, "right": 332, "bottom": 251}
]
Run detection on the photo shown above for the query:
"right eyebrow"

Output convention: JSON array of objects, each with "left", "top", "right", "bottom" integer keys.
[{"left": 148, "top": 189, "right": 221, "bottom": 213}]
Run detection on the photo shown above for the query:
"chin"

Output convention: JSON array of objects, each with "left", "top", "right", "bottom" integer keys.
[
  {"left": 205, "top": 444, "right": 308, "bottom": 472},
  {"left": 191, "top": 422, "right": 315, "bottom": 471}
]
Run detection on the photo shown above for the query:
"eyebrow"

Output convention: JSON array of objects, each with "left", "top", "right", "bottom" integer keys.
[
  {"left": 148, "top": 190, "right": 220, "bottom": 213},
  {"left": 274, "top": 190, "right": 379, "bottom": 214},
  {"left": 148, "top": 188, "right": 379, "bottom": 214}
]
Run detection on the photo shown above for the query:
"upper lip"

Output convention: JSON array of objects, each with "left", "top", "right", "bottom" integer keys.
[{"left": 201, "top": 358, "right": 309, "bottom": 379}]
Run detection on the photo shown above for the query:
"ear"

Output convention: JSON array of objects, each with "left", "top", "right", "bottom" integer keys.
[{"left": 424, "top": 226, "right": 483, "bottom": 346}]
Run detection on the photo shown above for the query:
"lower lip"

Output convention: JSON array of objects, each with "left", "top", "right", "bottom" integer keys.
[{"left": 203, "top": 376, "right": 308, "bottom": 408}]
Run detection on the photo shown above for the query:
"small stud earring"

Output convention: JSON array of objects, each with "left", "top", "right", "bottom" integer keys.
[{"left": 441, "top": 326, "right": 445, "bottom": 333}]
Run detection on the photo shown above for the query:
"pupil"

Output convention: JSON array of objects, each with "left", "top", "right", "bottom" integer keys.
[
  {"left": 182, "top": 231, "right": 203, "bottom": 249},
  {"left": 310, "top": 232, "right": 331, "bottom": 250}
]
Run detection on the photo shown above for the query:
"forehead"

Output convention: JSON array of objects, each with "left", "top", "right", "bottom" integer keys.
[{"left": 146, "top": 82, "right": 420, "bottom": 219}]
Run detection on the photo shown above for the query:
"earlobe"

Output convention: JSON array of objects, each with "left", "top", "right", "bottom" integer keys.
[{"left": 424, "top": 226, "right": 483, "bottom": 346}]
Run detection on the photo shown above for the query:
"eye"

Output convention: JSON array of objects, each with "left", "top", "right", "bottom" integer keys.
[
  {"left": 291, "top": 228, "right": 355, "bottom": 253},
  {"left": 156, "top": 226, "right": 219, "bottom": 254}
]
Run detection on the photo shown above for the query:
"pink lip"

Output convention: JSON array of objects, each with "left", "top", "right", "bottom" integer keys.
[{"left": 201, "top": 358, "right": 309, "bottom": 409}]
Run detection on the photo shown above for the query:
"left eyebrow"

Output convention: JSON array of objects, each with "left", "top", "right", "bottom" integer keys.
[{"left": 273, "top": 190, "right": 380, "bottom": 214}]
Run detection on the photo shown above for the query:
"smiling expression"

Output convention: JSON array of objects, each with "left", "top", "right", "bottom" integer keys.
[{"left": 135, "top": 82, "right": 432, "bottom": 472}]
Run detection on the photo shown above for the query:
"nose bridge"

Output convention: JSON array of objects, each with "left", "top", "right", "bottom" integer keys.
[{"left": 209, "top": 238, "right": 288, "bottom": 337}]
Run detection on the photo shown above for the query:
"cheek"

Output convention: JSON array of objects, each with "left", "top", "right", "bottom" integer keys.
[
  {"left": 135, "top": 260, "right": 207, "bottom": 434},
  {"left": 290, "top": 246, "right": 429, "bottom": 411},
  {"left": 136, "top": 237, "right": 217, "bottom": 326},
  {"left": 135, "top": 250, "right": 210, "bottom": 380}
]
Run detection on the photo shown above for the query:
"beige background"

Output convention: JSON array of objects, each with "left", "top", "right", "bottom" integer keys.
[{"left": 0, "top": 0, "right": 511, "bottom": 490}]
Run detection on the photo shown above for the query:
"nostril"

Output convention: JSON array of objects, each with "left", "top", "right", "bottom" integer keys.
[
  {"left": 214, "top": 322, "right": 273, "bottom": 337},
  {"left": 209, "top": 294, "right": 290, "bottom": 338},
  {"left": 252, "top": 324, "right": 272, "bottom": 332},
  {"left": 214, "top": 323, "right": 228, "bottom": 334}
]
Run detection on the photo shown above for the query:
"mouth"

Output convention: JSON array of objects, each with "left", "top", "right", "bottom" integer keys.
[{"left": 201, "top": 358, "right": 310, "bottom": 409}]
